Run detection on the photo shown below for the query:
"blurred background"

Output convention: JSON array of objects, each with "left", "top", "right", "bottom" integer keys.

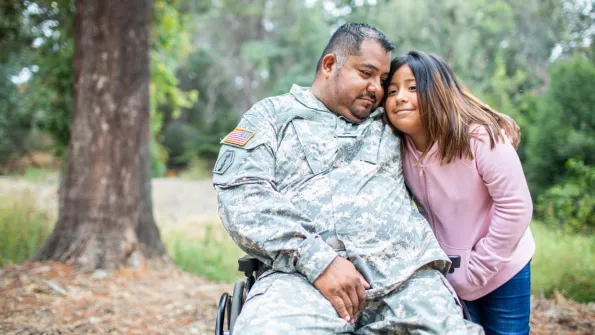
[{"left": 1, "top": 0, "right": 594, "bottom": 304}]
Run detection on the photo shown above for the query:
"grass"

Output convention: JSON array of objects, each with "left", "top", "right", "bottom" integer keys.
[
  {"left": 22, "top": 167, "right": 59, "bottom": 183},
  {"left": 530, "top": 221, "right": 595, "bottom": 303},
  {"left": 0, "top": 193, "right": 244, "bottom": 282},
  {"left": 1, "top": 196, "right": 593, "bottom": 301},
  {"left": 0, "top": 194, "right": 53, "bottom": 267},
  {"left": 162, "top": 223, "right": 245, "bottom": 282},
  {"left": 3, "top": 167, "right": 59, "bottom": 183}
]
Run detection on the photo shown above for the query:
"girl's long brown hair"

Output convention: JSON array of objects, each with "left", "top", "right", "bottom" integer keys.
[{"left": 384, "top": 51, "right": 516, "bottom": 165}]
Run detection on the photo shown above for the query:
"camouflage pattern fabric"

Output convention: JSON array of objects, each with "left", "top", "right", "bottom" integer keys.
[
  {"left": 233, "top": 267, "right": 484, "bottom": 334},
  {"left": 214, "top": 85, "right": 482, "bottom": 333}
]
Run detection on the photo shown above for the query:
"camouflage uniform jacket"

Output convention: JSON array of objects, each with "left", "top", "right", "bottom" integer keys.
[{"left": 213, "top": 85, "right": 449, "bottom": 299}]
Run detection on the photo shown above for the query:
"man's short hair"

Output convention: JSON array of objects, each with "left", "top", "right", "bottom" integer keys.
[{"left": 315, "top": 23, "right": 395, "bottom": 74}]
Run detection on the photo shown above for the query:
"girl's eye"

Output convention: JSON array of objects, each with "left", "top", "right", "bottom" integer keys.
[
  {"left": 388, "top": 89, "right": 397, "bottom": 95},
  {"left": 361, "top": 70, "right": 371, "bottom": 77},
  {"left": 409, "top": 86, "right": 417, "bottom": 91}
]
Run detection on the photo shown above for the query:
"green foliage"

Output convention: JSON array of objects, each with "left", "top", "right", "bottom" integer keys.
[
  {"left": 151, "top": 0, "right": 198, "bottom": 121},
  {"left": 524, "top": 55, "right": 595, "bottom": 196},
  {"left": 186, "top": 109, "right": 242, "bottom": 160},
  {"left": 163, "top": 224, "right": 244, "bottom": 282},
  {"left": 0, "top": 194, "right": 52, "bottom": 267},
  {"left": 536, "top": 159, "right": 595, "bottom": 233},
  {"left": 3, "top": 0, "right": 593, "bottom": 176},
  {"left": 531, "top": 221, "right": 595, "bottom": 303},
  {"left": 548, "top": 55, "right": 595, "bottom": 134},
  {"left": 0, "top": 0, "right": 197, "bottom": 177},
  {"left": 0, "top": 1, "right": 48, "bottom": 163},
  {"left": 150, "top": 0, "right": 198, "bottom": 176},
  {"left": 150, "top": 137, "right": 168, "bottom": 178},
  {"left": 15, "top": 0, "right": 75, "bottom": 155},
  {"left": 169, "top": 0, "right": 334, "bottom": 162},
  {"left": 162, "top": 122, "right": 196, "bottom": 165}
]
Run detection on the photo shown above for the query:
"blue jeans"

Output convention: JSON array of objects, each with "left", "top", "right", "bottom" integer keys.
[{"left": 463, "top": 260, "right": 531, "bottom": 335}]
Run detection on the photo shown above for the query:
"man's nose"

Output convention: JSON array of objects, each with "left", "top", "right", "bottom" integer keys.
[{"left": 368, "top": 79, "right": 381, "bottom": 95}]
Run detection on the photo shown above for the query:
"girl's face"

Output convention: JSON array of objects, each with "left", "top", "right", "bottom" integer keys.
[{"left": 384, "top": 64, "right": 423, "bottom": 136}]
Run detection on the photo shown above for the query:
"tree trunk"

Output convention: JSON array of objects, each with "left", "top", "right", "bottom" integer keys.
[{"left": 34, "top": 0, "right": 170, "bottom": 271}]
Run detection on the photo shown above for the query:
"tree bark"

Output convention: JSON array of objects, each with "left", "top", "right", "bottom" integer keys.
[{"left": 34, "top": 0, "right": 170, "bottom": 270}]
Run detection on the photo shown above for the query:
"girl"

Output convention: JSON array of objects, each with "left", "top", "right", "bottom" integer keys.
[{"left": 383, "top": 51, "right": 534, "bottom": 335}]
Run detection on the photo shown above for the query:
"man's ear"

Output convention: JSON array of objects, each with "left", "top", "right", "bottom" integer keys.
[{"left": 320, "top": 54, "right": 338, "bottom": 79}]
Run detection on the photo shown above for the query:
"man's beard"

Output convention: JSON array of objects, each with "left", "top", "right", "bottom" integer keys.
[{"left": 332, "top": 73, "right": 377, "bottom": 119}]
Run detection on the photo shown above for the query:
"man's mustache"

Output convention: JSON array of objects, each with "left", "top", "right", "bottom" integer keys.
[{"left": 358, "top": 93, "right": 377, "bottom": 103}]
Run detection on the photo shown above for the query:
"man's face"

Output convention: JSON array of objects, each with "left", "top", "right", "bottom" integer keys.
[{"left": 327, "top": 40, "right": 391, "bottom": 123}]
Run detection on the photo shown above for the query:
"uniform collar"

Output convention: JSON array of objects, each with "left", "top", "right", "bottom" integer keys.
[
  {"left": 289, "top": 84, "right": 384, "bottom": 123},
  {"left": 290, "top": 84, "right": 331, "bottom": 112}
]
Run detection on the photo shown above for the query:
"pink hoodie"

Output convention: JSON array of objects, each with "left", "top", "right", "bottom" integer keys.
[{"left": 401, "top": 126, "right": 535, "bottom": 301}]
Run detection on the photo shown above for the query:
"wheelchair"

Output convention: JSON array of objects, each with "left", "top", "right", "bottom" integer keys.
[{"left": 215, "top": 255, "right": 464, "bottom": 335}]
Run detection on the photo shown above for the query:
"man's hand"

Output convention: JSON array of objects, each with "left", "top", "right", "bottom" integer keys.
[{"left": 313, "top": 256, "right": 370, "bottom": 323}]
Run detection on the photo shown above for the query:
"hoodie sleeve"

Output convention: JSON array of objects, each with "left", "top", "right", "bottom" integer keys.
[{"left": 467, "top": 127, "right": 533, "bottom": 287}]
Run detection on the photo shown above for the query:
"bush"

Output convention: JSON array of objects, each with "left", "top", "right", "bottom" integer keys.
[
  {"left": 150, "top": 137, "right": 168, "bottom": 178},
  {"left": 536, "top": 158, "right": 595, "bottom": 233},
  {"left": 162, "top": 122, "right": 196, "bottom": 165},
  {"left": 523, "top": 55, "right": 595, "bottom": 197}
]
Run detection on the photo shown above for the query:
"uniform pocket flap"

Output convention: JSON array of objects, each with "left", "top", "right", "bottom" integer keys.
[{"left": 291, "top": 119, "right": 337, "bottom": 175}]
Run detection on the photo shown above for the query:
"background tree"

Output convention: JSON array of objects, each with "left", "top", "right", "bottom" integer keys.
[{"left": 34, "top": 0, "right": 169, "bottom": 270}]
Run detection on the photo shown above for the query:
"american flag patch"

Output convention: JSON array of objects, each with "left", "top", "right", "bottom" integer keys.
[{"left": 223, "top": 128, "right": 256, "bottom": 146}]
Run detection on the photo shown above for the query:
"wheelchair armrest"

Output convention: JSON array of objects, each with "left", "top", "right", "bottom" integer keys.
[
  {"left": 448, "top": 255, "right": 461, "bottom": 274},
  {"left": 238, "top": 255, "right": 261, "bottom": 273}
]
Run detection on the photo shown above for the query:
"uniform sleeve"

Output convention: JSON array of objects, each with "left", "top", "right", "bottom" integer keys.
[
  {"left": 467, "top": 128, "right": 533, "bottom": 287},
  {"left": 213, "top": 100, "right": 338, "bottom": 283}
]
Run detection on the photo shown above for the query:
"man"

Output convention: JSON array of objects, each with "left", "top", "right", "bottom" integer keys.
[{"left": 213, "top": 23, "right": 484, "bottom": 334}]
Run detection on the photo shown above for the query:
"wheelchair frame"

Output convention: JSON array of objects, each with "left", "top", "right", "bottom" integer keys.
[{"left": 215, "top": 255, "right": 465, "bottom": 335}]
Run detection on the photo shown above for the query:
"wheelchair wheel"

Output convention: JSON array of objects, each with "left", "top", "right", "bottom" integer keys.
[
  {"left": 215, "top": 292, "right": 230, "bottom": 335},
  {"left": 229, "top": 279, "right": 246, "bottom": 333}
]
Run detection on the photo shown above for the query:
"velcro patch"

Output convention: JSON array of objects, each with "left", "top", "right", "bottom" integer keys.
[
  {"left": 223, "top": 128, "right": 256, "bottom": 146},
  {"left": 213, "top": 150, "right": 234, "bottom": 175}
]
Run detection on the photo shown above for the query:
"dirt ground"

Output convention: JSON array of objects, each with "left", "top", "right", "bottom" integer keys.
[
  {"left": 0, "top": 262, "right": 231, "bottom": 335},
  {"left": 1, "top": 178, "right": 594, "bottom": 334}
]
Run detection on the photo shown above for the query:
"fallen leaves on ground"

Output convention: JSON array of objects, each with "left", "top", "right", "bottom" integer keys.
[{"left": 0, "top": 262, "right": 231, "bottom": 334}]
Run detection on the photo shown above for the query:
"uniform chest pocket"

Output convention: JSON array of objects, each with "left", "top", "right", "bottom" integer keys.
[
  {"left": 352, "top": 131, "right": 380, "bottom": 164},
  {"left": 335, "top": 125, "right": 380, "bottom": 165},
  {"left": 291, "top": 119, "right": 338, "bottom": 175}
]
